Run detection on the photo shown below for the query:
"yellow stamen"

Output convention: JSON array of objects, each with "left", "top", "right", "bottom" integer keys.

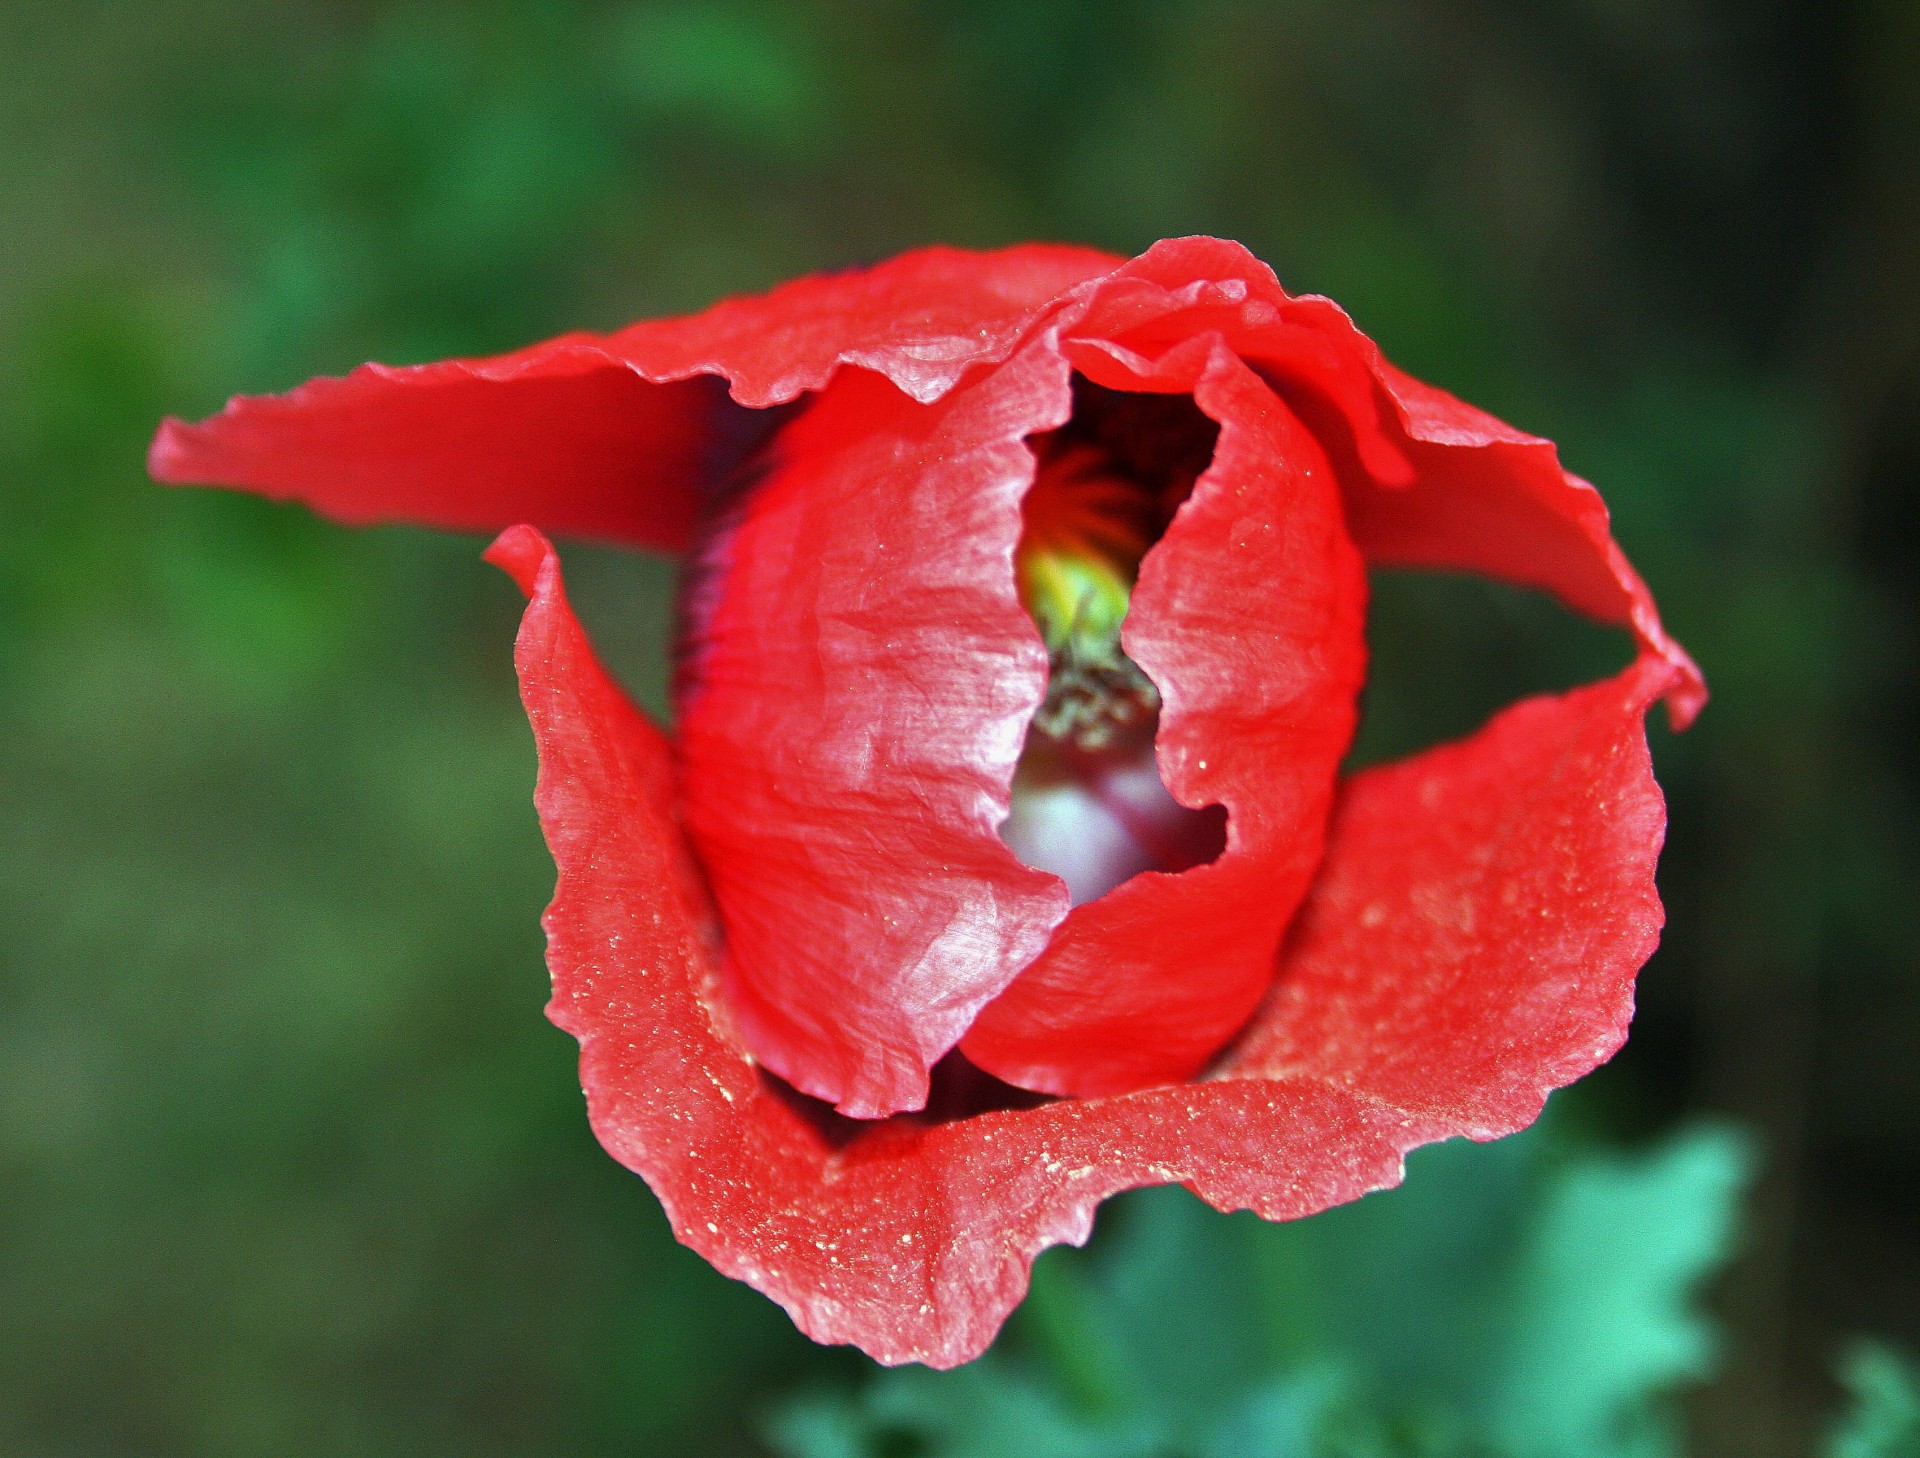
[{"left": 1015, "top": 441, "right": 1164, "bottom": 749}]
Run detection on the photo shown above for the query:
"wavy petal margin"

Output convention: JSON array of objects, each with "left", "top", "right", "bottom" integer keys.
[
  {"left": 156, "top": 237, "right": 1702, "bottom": 1366},
  {"left": 1219, "top": 652, "right": 1680, "bottom": 1122},
  {"left": 149, "top": 244, "right": 1119, "bottom": 553},
  {"left": 1072, "top": 236, "right": 1704, "bottom": 729},
  {"left": 490, "top": 524, "right": 1681, "bottom": 1368},
  {"left": 151, "top": 236, "right": 1695, "bottom": 728}
]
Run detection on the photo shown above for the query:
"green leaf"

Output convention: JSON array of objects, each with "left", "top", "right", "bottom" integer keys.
[
  {"left": 1194, "top": 1371, "right": 1349, "bottom": 1458},
  {"left": 1826, "top": 1344, "right": 1920, "bottom": 1458},
  {"left": 1473, "top": 1125, "right": 1754, "bottom": 1457},
  {"left": 768, "top": 1117, "right": 1756, "bottom": 1458}
]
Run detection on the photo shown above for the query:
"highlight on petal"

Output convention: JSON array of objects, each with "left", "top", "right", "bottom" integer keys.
[
  {"left": 964, "top": 341, "right": 1367, "bottom": 1099},
  {"left": 151, "top": 243, "right": 1119, "bottom": 552},
  {"left": 491, "top": 524, "right": 1685, "bottom": 1368},
  {"left": 673, "top": 346, "right": 1075, "bottom": 1120}
]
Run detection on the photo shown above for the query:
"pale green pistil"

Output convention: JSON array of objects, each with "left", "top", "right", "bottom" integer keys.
[{"left": 1015, "top": 443, "right": 1163, "bottom": 751}]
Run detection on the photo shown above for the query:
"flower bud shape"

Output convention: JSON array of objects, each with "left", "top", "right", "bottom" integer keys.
[{"left": 151, "top": 238, "right": 1703, "bottom": 1366}]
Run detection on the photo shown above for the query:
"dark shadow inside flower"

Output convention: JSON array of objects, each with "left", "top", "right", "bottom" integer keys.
[
  {"left": 667, "top": 397, "right": 806, "bottom": 714},
  {"left": 758, "top": 1049, "right": 1057, "bottom": 1147},
  {"left": 999, "top": 377, "right": 1229, "bottom": 905}
]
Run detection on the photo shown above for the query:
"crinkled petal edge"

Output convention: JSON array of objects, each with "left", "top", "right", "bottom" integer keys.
[{"left": 489, "top": 524, "right": 1681, "bottom": 1368}]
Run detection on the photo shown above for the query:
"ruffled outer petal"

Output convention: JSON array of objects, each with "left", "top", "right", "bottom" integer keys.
[
  {"left": 1294, "top": 354, "right": 1705, "bottom": 728},
  {"left": 673, "top": 350, "right": 1073, "bottom": 1120},
  {"left": 152, "top": 363, "right": 740, "bottom": 553},
  {"left": 490, "top": 524, "right": 1681, "bottom": 1370},
  {"left": 1218, "top": 652, "right": 1681, "bottom": 1117},
  {"left": 148, "top": 244, "right": 1119, "bottom": 553},
  {"left": 963, "top": 345, "right": 1367, "bottom": 1097},
  {"left": 1071, "top": 237, "right": 1704, "bottom": 728},
  {"left": 606, "top": 243, "right": 1121, "bottom": 408}
]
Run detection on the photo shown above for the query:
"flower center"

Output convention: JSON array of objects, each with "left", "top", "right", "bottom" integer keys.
[
  {"left": 1016, "top": 439, "right": 1170, "bottom": 752},
  {"left": 1002, "top": 384, "right": 1227, "bottom": 905}
]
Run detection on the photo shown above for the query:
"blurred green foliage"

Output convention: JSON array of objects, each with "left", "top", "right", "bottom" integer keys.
[
  {"left": 1827, "top": 1346, "right": 1920, "bottom": 1458},
  {"left": 772, "top": 1122, "right": 1755, "bottom": 1458},
  {"left": 3, "top": 2, "right": 1915, "bottom": 1456}
]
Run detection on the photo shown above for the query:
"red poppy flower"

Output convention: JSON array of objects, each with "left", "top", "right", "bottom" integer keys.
[{"left": 151, "top": 237, "right": 1703, "bottom": 1367}]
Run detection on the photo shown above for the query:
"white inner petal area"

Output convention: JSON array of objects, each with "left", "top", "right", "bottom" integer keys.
[{"left": 1000, "top": 740, "right": 1218, "bottom": 906}]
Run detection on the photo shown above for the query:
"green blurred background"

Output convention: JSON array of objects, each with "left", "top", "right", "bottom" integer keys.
[{"left": 2, "top": 3, "right": 1915, "bottom": 1455}]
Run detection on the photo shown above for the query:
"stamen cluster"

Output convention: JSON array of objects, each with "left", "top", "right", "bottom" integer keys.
[{"left": 1016, "top": 433, "right": 1190, "bottom": 750}]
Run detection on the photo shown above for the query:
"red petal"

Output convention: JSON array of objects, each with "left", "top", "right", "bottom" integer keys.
[
  {"left": 1056, "top": 237, "right": 1703, "bottom": 728},
  {"left": 1311, "top": 352, "right": 1702, "bottom": 728},
  {"left": 150, "top": 245, "right": 1118, "bottom": 551},
  {"left": 153, "top": 362, "right": 736, "bottom": 553},
  {"left": 964, "top": 346, "right": 1367, "bottom": 1097},
  {"left": 674, "top": 352, "right": 1072, "bottom": 1119},
  {"left": 494, "top": 527, "right": 1675, "bottom": 1368},
  {"left": 1217, "top": 653, "right": 1680, "bottom": 1126},
  {"left": 608, "top": 243, "right": 1121, "bottom": 408}
]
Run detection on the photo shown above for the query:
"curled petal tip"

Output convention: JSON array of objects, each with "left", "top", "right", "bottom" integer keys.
[
  {"left": 483, "top": 524, "right": 552, "bottom": 598},
  {"left": 1661, "top": 645, "right": 1709, "bottom": 732},
  {"left": 146, "top": 417, "right": 195, "bottom": 483}
]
